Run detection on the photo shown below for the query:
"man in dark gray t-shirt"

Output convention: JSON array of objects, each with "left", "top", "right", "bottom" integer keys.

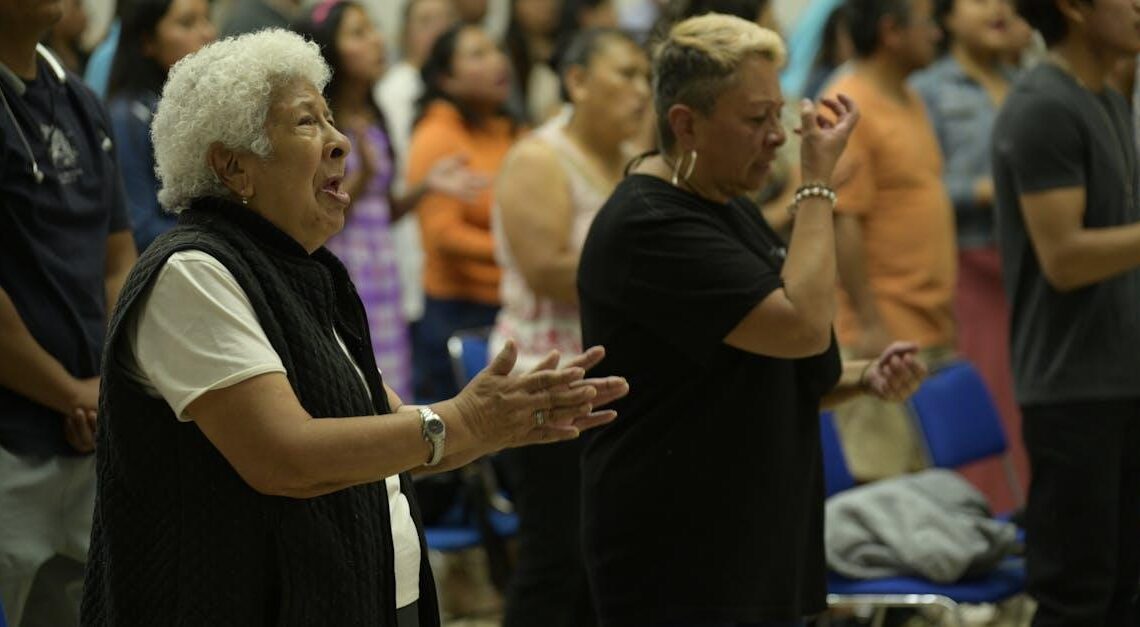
[{"left": 993, "top": 0, "right": 1140, "bottom": 624}]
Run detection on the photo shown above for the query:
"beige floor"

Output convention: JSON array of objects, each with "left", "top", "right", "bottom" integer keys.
[{"left": 434, "top": 550, "right": 1035, "bottom": 627}]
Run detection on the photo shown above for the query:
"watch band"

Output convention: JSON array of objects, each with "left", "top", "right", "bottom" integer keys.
[{"left": 418, "top": 406, "right": 446, "bottom": 466}]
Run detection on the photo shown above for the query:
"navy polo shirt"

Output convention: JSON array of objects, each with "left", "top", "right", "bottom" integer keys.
[{"left": 0, "top": 51, "right": 130, "bottom": 456}]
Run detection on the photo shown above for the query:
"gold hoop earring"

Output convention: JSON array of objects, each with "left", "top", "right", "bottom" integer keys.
[{"left": 671, "top": 150, "right": 698, "bottom": 186}]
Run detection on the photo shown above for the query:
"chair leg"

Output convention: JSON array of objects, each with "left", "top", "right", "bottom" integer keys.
[{"left": 871, "top": 606, "right": 887, "bottom": 627}]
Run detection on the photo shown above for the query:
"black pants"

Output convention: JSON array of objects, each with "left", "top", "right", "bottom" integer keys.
[
  {"left": 1022, "top": 399, "right": 1140, "bottom": 627},
  {"left": 501, "top": 438, "right": 595, "bottom": 627}
]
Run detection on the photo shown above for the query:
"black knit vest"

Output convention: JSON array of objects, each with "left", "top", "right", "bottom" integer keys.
[{"left": 81, "top": 197, "right": 440, "bottom": 627}]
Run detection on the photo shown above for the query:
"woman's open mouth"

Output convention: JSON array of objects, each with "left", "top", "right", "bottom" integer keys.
[{"left": 321, "top": 176, "right": 350, "bottom": 204}]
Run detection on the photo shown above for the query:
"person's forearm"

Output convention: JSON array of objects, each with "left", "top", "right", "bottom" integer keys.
[
  {"left": 104, "top": 230, "right": 137, "bottom": 321},
  {"left": 390, "top": 181, "right": 428, "bottom": 223},
  {"left": 834, "top": 215, "right": 885, "bottom": 331},
  {"left": 412, "top": 442, "right": 495, "bottom": 477},
  {"left": 820, "top": 358, "right": 873, "bottom": 409},
  {"left": 268, "top": 399, "right": 480, "bottom": 498},
  {"left": 105, "top": 267, "right": 131, "bottom": 321},
  {"left": 1041, "top": 221, "right": 1140, "bottom": 291},
  {"left": 781, "top": 195, "right": 838, "bottom": 334},
  {"left": 0, "top": 287, "right": 79, "bottom": 414}
]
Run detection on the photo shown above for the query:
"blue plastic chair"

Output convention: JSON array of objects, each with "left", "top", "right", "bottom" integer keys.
[
  {"left": 819, "top": 405, "right": 1028, "bottom": 626},
  {"left": 907, "top": 361, "right": 1025, "bottom": 507},
  {"left": 446, "top": 328, "right": 491, "bottom": 388},
  {"left": 820, "top": 411, "right": 856, "bottom": 498}
]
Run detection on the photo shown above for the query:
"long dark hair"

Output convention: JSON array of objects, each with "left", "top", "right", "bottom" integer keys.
[
  {"left": 107, "top": 0, "right": 175, "bottom": 99},
  {"left": 415, "top": 23, "right": 518, "bottom": 130},
  {"left": 292, "top": 0, "right": 395, "bottom": 165},
  {"left": 504, "top": 0, "right": 571, "bottom": 106}
]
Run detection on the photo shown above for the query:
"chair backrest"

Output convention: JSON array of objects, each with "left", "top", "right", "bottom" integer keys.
[
  {"left": 447, "top": 328, "right": 491, "bottom": 388},
  {"left": 820, "top": 410, "right": 857, "bottom": 497},
  {"left": 908, "top": 361, "right": 1008, "bottom": 469}
]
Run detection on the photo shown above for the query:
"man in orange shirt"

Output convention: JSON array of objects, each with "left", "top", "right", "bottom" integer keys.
[{"left": 824, "top": 0, "right": 956, "bottom": 481}]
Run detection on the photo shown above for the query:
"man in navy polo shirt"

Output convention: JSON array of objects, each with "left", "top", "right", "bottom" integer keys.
[{"left": 0, "top": 0, "right": 136, "bottom": 623}]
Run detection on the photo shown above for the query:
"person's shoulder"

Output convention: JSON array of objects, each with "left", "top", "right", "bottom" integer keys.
[
  {"left": 910, "top": 55, "right": 957, "bottom": 94},
  {"left": 503, "top": 134, "right": 559, "bottom": 171},
  {"left": 822, "top": 68, "right": 869, "bottom": 100},
  {"left": 998, "top": 66, "right": 1078, "bottom": 128}
]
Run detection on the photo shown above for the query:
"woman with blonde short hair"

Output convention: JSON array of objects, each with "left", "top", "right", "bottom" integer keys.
[{"left": 577, "top": 15, "right": 925, "bottom": 626}]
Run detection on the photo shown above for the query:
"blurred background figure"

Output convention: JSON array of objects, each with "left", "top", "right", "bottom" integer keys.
[
  {"left": 294, "top": 0, "right": 487, "bottom": 403},
  {"left": 910, "top": 0, "right": 1025, "bottom": 511},
  {"left": 825, "top": 0, "right": 956, "bottom": 482},
  {"left": 490, "top": 26, "right": 649, "bottom": 627},
  {"left": 376, "top": 0, "right": 461, "bottom": 404},
  {"left": 1002, "top": 10, "right": 1038, "bottom": 67},
  {"left": 505, "top": 0, "right": 563, "bottom": 123},
  {"left": 408, "top": 23, "right": 519, "bottom": 402},
  {"left": 802, "top": 3, "right": 853, "bottom": 99},
  {"left": 45, "top": 0, "right": 90, "bottom": 73},
  {"left": 559, "top": 0, "right": 618, "bottom": 34},
  {"left": 107, "top": 0, "right": 216, "bottom": 253},
  {"left": 219, "top": 0, "right": 300, "bottom": 36},
  {"left": 455, "top": 0, "right": 489, "bottom": 24}
]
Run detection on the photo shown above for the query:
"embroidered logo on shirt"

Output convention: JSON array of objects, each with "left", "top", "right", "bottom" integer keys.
[{"left": 40, "top": 123, "right": 82, "bottom": 184}]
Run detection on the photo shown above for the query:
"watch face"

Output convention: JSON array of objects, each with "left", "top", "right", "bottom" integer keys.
[{"left": 427, "top": 419, "right": 445, "bottom": 436}]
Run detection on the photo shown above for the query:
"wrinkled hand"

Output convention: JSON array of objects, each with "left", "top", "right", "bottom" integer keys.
[
  {"left": 522, "top": 345, "right": 629, "bottom": 442},
  {"left": 63, "top": 376, "right": 99, "bottom": 453},
  {"left": 862, "top": 342, "right": 927, "bottom": 402},
  {"left": 454, "top": 341, "right": 600, "bottom": 449},
  {"left": 425, "top": 154, "right": 489, "bottom": 203},
  {"left": 797, "top": 93, "right": 859, "bottom": 184}
]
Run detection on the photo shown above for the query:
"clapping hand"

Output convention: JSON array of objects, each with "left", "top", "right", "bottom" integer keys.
[
  {"left": 455, "top": 342, "right": 627, "bottom": 451},
  {"left": 861, "top": 342, "right": 927, "bottom": 402},
  {"left": 523, "top": 345, "right": 629, "bottom": 442}
]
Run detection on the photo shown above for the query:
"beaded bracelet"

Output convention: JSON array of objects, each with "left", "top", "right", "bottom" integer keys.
[{"left": 787, "top": 182, "right": 837, "bottom": 216}]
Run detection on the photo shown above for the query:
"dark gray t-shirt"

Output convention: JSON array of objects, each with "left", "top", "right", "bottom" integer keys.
[{"left": 993, "top": 63, "right": 1140, "bottom": 405}]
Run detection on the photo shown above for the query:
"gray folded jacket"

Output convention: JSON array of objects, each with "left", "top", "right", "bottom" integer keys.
[{"left": 825, "top": 468, "right": 1019, "bottom": 583}]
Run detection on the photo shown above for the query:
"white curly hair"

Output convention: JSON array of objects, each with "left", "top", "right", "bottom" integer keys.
[{"left": 152, "top": 29, "right": 331, "bottom": 212}]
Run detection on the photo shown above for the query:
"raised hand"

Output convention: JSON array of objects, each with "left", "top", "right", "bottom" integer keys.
[
  {"left": 797, "top": 93, "right": 859, "bottom": 185},
  {"left": 861, "top": 341, "right": 927, "bottom": 402}
]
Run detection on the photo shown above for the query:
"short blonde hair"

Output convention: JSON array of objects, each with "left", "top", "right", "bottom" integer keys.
[
  {"left": 654, "top": 13, "right": 786, "bottom": 151},
  {"left": 152, "top": 29, "right": 331, "bottom": 213}
]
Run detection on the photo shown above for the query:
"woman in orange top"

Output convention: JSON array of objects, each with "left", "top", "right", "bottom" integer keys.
[{"left": 407, "top": 23, "right": 520, "bottom": 401}]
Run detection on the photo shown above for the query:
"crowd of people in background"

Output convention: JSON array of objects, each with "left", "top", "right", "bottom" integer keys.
[{"left": 2, "top": 0, "right": 1140, "bottom": 625}]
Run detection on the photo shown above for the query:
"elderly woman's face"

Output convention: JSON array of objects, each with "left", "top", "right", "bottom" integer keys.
[
  {"left": 690, "top": 55, "right": 786, "bottom": 198},
  {"left": 245, "top": 80, "right": 351, "bottom": 252}
]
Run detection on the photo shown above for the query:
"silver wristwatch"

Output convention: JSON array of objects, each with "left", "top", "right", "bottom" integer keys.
[{"left": 418, "top": 406, "right": 446, "bottom": 466}]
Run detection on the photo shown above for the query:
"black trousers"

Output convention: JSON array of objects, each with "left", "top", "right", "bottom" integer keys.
[
  {"left": 501, "top": 438, "right": 595, "bottom": 627},
  {"left": 1022, "top": 398, "right": 1140, "bottom": 627}
]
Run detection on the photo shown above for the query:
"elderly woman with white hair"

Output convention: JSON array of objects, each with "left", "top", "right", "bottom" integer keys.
[
  {"left": 80, "top": 29, "right": 627, "bottom": 627},
  {"left": 576, "top": 15, "right": 924, "bottom": 627}
]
